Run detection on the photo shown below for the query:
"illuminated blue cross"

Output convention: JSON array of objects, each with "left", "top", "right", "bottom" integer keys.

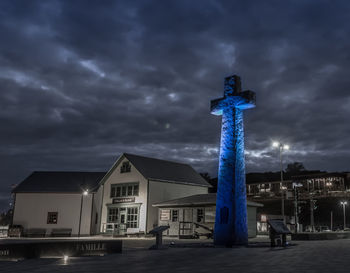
[{"left": 211, "top": 75, "right": 256, "bottom": 246}]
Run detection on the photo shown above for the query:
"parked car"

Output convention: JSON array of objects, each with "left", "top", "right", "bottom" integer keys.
[
  {"left": 316, "top": 226, "right": 331, "bottom": 232},
  {"left": 8, "top": 225, "right": 23, "bottom": 237},
  {"left": 0, "top": 225, "right": 9, "bottom": 237}
]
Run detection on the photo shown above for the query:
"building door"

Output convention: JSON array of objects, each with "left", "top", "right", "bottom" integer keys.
[
  {"left": 179, "top": 208, "right": 193, "bottom": 237},
  {"left": 118, "top": 208, "right": 127, "bottom": 235}
]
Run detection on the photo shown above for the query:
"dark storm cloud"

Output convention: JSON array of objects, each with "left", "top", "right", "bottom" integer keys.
[{"left": 0, "top": 0, "right": 350, "bottom": 210}]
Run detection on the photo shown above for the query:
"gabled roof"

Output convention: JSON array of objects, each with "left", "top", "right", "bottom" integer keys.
[
  {"left": 100, "top": 153, "right": 211, "bottom": 187},
  {"left": 13, "top": 171, "right": 106, "bottom": 193},
  {"left": 153, "top": 193, "right": 263, "bottom": 208}
]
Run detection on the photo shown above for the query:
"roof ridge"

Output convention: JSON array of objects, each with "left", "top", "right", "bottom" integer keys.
[
  {"left": 31, "top": 171, "right": 106, "bottom": 174},
  {"left": 124, "top": 153, "right": 190, "bottom": 166}
]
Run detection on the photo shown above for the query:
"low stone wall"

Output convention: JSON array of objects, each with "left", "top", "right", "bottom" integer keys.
[
  {"left": 0, "top": 239, "right": 122, "bottom": 260},
  {"left": 291, "top": 232, "right": 350, "bottom": 241}
]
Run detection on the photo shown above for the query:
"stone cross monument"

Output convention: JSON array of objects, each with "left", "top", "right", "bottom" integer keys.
[{"left": 211, "top": 75, "right": 256, "bottom": 246}]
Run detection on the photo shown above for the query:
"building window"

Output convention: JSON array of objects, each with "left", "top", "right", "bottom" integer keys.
[
  {"left": 127, "top": 207, "right": 138, "bottom": 228},
  {"left": 172, "top": 210, "right": 178, "bottom": 222},
  {"left": 108, "top": 208, "right": 119, "bottom": 223},
  {"left": 127, "top": 185, "right": 133, "bottom": 196},
  {"left": 133, "top": 185, "right": 139, "bottom": 196},
  {"left": 47, "top": 212, "right": 58, "bottom": 224},
  {"left": 111, "top": 183, "right": 139, "bottom": 198},
  {"left": 120, "top": 161, "right": 131, "bottom": 173},
  {"left": 205, "top": 207, "right": 215, "bottom": 223},
  {"left": 95, "top": 213, "right": 98, "bottom": 225},
  {"left": 122, "top": 185, "right": 127, "bottom": 196},
  {"left": 197, "top": 209, "right": 204, "bottom": 223}
]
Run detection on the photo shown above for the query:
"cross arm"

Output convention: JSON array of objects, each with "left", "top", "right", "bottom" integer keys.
[
  {"left": 235, "top": 90, "right": 256, "bottom": 110},
  {"left": 210, "top": 97, "right": 225, "bottom": 116},
  {"left": 211, "top": 90, "right": 256, "bottom": 115}
]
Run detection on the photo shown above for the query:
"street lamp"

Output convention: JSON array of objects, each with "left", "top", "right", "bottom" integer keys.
[
  {"left": 78, "top": 189, "right": 89, "bottom": 237},
  {"left": 272, "top": 141, "right": 290, "bottom": 223},
  {"left": 293, "top": 182, "right": 303, "bottom": 234},
  {"left": 341, "top": 201, "right": 347, "bottom": 230}
]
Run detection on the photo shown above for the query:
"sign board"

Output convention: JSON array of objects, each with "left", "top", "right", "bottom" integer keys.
[
  {"left": 160, "top": 209, "right": 170, "bottom": 221},
  {"left": 260, "top": 214, "right": 267, "bottom": 222},
  {"left": 286, "top": 191, "right": 293, "bottom": 199},
  {"left": 112, "top": 197, "right": 135, "bottom": 204},
  {"left": 268, "top": 219, "right": 291, "bottom": 234},
  {"left": 149, "top": 225, "right": 170, "bottom": 234}
]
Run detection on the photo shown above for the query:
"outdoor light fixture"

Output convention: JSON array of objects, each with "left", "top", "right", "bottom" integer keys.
[
  {"left": 78, "top": 189, "right": 89, "bottom": 237},
  {"left": 272, "top": 141, "right": 291, "bottom": 224},
  {"left": 341, "top": 201, "right": 348, "bottom": 230},
  {"left": 272, "top": 141, "right": 290, "bottom": 151},
  {"left": 63, "top": 255, "right": 69, "bottom": 263}
]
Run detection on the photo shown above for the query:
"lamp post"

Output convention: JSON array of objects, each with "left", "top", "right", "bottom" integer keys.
[
  {"left": 341, "top": 201, "right": 347, "bottom": 230},
  {"left": 293, "top": 182, "right": 303, "bottom": 233},
  {"left": 309, "top": 194, "right": 316, "bottom": 232},
  {"left": 78, "top": 189, "right": 89, "bottom": 238},
  {"left": 272, "top": 141, "right": 289, "bottom": 223}
]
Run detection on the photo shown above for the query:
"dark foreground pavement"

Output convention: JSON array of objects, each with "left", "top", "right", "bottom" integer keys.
[{"left": 1, "top": 238, "right": 350, "bottom": 273}]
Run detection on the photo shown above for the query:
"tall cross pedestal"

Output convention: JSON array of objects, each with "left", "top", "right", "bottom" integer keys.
[{"left": 211, "top": 75, "right": 256, "bottom": 246}]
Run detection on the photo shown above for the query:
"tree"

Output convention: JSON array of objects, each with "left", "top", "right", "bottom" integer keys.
[
  {"left": 285, "top": 162, "right": 306, "bottom": 175},
  {"left": 0, "top": 209, "right": 12, "bottom": 226},
  {"left": 200, "top": 172, "right": 211, "bottom": 182}
]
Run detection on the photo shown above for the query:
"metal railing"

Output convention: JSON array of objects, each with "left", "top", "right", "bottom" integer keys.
[{"left": 101, "top": 223, "right": 127, "bottom": 236}]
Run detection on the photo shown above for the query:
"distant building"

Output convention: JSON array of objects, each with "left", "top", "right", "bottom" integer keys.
[
  {"left": 244, "top": 172, "right": 350, "bottom": 233},
  {"left": 246, "top": 172, "right": 350, "bottom": 200}
]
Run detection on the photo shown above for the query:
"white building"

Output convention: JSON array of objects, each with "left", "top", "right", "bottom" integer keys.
[
  {"left": 12, "top": 171, "right": 105, "bottom": 236},
  {"left": 12, "top": 153, "right": 211, "bottom": 236},
  {"left": 97, "top": 153, "right": 210, "bottom": 235},
  {"left": 154, "top": 193, "right": 263, "bottom": 238}
]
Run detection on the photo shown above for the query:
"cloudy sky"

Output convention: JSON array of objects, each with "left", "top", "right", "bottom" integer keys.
[{"left": 1, "top": 0, "right": 349, "bottom": 210}]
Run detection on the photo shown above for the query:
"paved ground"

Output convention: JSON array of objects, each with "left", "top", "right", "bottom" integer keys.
[{"left": 1, "top": 236, "right": 350, "bottom": 273}]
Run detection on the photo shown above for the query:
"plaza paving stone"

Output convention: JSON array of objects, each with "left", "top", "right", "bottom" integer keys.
[{"left": 1, "top": 237, "right": 350, "bottom": 273}]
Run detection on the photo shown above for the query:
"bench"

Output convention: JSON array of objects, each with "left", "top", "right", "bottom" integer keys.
[
  {"left": 24, "top": 228, "right": 46, "bottom": 237},
  {"left": 268, "top": 219, "right": 291, "bottom": 247},
  {"left": 51, "top": 228, "right": 72, "bottom": 237},
  {"left": 125, "top": 231, "right": 145, "bottom": 238}
]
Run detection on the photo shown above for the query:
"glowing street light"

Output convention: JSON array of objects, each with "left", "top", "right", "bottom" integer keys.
[
  {"left": 341, "top": 201, "right": 348, "bottom": 230},
  {"left": 63, "top": 255, "right": 69, "bottom": 264},
  {"left": 272, "top": 141, "right": 279, "bottom": 148},
  {"left": 272, "top": 141, "right": 290, "bottom": 223}
]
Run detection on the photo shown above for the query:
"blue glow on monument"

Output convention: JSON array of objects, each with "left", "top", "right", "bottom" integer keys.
[{"left": 211, "top": 75, "right": 256, "bottom": 246}]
